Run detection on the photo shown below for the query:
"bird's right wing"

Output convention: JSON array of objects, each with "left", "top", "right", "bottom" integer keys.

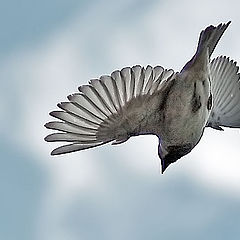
[
  {"left": 207, "top": 56, "right": 240, "bottom": 130},
  {"left": 45, "top": 65, "right": 176, "bottom": 155}
]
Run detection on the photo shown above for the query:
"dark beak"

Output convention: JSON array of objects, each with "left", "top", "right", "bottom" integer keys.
[
  {"left": 159, "top": 143, "right": 193, "bottom": 174},
  {"left": 161, "top": 158, "right": 172, "bottom": 174}
]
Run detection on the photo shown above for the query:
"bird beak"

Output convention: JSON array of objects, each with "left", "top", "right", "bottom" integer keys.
[{"left": 161, "top": 158, "right": 171, "bottom": 174}]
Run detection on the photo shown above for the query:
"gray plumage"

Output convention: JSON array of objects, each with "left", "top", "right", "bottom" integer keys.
[{"left": 45, "top": 21, "right": 239, "bottom": 173}]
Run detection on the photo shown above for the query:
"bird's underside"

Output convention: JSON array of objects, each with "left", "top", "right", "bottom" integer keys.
[{"left": 45, "top": 22, "right": 240, "bottom": 173}]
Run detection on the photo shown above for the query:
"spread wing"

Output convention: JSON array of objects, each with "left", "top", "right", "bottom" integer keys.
[
  {"left": 207, "top": 56, "right": 240, "bottom": 130},
  {"left": 45, "top": 65, "right": 176, "bottom": 155}
]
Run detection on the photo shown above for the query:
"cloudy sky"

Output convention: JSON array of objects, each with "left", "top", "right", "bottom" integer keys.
[{"left": 1, "top": 0, "right": 240, "bottom": 239}]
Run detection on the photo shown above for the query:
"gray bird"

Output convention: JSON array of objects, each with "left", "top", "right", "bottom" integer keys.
[{"left": 45, "top": 21, "right": 240, "bottom": 173}]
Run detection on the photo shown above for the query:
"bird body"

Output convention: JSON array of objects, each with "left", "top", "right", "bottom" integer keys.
[
  {"left": 157, "top": 57, "right": 212, "bottom": 170},
  {"left": 45, "top": 21, "right": 240, "bottom": 173}
]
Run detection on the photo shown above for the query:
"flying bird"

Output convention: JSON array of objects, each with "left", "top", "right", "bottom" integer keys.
[{"left": 45, "top": 21, "right": 240, "bottom": 173}]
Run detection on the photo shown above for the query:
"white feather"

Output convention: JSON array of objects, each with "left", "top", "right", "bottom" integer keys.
[{"left": 208, "top": 56, "right": 240, "bottom": 128}]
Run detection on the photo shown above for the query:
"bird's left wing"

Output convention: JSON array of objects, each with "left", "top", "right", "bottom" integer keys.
[
  {"left": 207, "top": 56, "right": 240, "bottom": 130},
  {"left": 45, "top": 65, "right": 175, "bottom": 155}
]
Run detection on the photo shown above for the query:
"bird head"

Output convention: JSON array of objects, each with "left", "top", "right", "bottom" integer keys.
[{"left": 158, "top": 142, "right": 193, "bottom": 173}]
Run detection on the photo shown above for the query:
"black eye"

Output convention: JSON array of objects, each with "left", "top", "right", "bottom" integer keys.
[{"left": 207, "top": 93, "right": 212, "bottom": 110}]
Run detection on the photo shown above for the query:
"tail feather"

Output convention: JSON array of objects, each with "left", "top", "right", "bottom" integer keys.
[
  {"left": 181, "top": 22, "right": 231, "bottom": 72},
  {"left": 197, "top": 21, "right": 231, "bottom": 58}
]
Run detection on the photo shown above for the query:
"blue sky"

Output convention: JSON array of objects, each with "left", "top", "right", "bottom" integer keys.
[
  {"left": 0, "top": 1, "right": 87, "bottom": 57},
  {"left": 1, "top": 0, "right": 240, "bottom": 239}
]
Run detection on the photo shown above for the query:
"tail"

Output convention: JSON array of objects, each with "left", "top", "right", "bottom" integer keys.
[
  {"left": 196, "top": 21, "right": 231, "bottom": 58},
  {"left": 181, "top": 22, "right": 231, "bottom": 72}
]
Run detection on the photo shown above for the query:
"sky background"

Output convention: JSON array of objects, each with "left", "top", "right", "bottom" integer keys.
[{"left": 1, "top": 0, "right": 240, "bottom": 239}]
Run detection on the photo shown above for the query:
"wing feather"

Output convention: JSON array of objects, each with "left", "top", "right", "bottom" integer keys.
[
  {"left": 111, "top": 70, "right": 125, "bottom": 107},
  {"left": 45, "top": 121, "right": 97, "bottom": 134},
  {"left": 208, "top": 56, "right": 240, "bottom": 128},
  {"left": 143, "top": 65, "right": 154, "bottom": 94},
  {"left": 132, "top": 65, "right": 144, "bottom": 97},
  {"left": 45, "top": 65, "right": 175, "bottom": 155}
]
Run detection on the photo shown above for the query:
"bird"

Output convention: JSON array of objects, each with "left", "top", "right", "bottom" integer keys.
[{"left": 45, "top": 21, "right": 240, "bottom": 173}]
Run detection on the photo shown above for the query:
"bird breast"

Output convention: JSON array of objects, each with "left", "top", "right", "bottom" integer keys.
[{"left": 160, "top": 74, "right": 211, "bottom": 147}]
